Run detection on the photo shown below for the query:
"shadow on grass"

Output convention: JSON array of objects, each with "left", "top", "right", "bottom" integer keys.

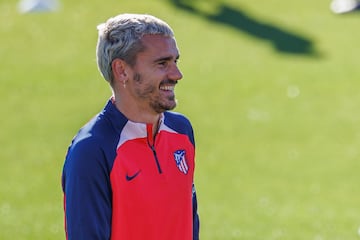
[{"left": 170, "top": 0, "right": 319, "bottom": 57}]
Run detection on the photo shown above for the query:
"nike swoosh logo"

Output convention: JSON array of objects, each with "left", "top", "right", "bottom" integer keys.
[{"left": 126, "top": 170, "right": 141, "bottom": 181}]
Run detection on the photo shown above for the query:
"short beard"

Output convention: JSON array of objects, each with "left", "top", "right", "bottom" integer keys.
[
  {"left": 133, "top": 73, "right": 177, "bottom": 113},
  {"left": 151, "top": 95, "right": 177, "bottom": 113}
]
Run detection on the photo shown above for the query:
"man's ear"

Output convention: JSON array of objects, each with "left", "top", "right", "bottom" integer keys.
[{"left": 112, "top": 58, "right": 128, "bottom": 80}]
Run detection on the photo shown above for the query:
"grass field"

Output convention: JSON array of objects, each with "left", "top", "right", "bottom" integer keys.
[{"left": 1, "top": 0, "right": 360, "bottom": 239}]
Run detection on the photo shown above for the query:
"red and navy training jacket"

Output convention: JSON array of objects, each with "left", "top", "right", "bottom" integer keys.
[{"left": 62, "top": 99, "right": 200, "bottom": 240}]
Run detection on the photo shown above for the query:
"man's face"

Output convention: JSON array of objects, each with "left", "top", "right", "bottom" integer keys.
[{"left": 127, "top": 34, "right": 183, "bottom": 114}]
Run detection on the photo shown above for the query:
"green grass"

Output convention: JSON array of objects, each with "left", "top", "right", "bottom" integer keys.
[{"left": 1, "top": 0, "right": 360, "bottom": 239}]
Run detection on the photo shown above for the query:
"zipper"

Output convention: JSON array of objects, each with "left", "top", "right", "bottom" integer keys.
[
  {"left": 146, "top": 124, "right": 162, "bottom": 174},
  {"left": 149, "top": 144, "right": 162, "bottom": 174}
]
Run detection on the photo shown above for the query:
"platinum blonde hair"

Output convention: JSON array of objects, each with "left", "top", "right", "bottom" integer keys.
[{"left": 96, "top": 13, "right": 174, "bottom": 84}]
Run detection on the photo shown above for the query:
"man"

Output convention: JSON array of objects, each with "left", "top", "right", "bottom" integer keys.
[{"left": 62, "top": 13, "right": 200, "bottom": 240}]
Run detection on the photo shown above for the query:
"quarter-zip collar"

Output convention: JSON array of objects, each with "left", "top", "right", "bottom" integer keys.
[
  {"left": 146, "top": 116, "right": 163, "bottom": 145},
  {"left": 103, "top": 99, "right": 164, "bottom": 138}
]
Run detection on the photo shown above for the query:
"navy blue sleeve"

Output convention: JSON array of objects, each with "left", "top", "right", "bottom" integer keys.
[
  {"left": 192, "top": 184, "right": 200, "bottom": 240},
  {"left": 62, "top": 137, "right": 112, "bottom": 240}
]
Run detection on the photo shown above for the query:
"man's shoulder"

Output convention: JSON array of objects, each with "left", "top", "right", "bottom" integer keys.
[
  {"left": 65, "top": 114, "right": 119, "bottom": 171},
  {"left": 164, "top": 111, "right": 191, "bottom": 124},
  {"left": 163, "top": 111, "right": 194, "bottom": 144},
  {"left": 69, "top": 112, "right": 123, "bottom": 154}
]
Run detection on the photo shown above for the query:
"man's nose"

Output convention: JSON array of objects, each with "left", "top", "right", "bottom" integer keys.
[{"left": 168, "top": 64, "right": 183, "bottom": 81}]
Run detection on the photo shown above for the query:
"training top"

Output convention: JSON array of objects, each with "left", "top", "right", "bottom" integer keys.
[{"left": 62, "top": 99, "right": 200, "bottom": 240}]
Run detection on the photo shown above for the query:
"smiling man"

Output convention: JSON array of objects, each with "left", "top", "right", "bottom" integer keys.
[{"left": 61, "top": 14, "right": 200, "bottom": 240}]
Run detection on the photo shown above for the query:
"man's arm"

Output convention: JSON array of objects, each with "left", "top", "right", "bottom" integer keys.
[
  {"left": 62, "top": 138, "right": 112, "bottom": 240},
  {"left": 192, "top": 184, "right": 200, "bottom": 240}
]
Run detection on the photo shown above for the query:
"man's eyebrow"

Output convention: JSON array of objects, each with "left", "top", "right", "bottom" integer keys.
[{"left": 154, "top": 55, "right": 180, "bottom": 62}]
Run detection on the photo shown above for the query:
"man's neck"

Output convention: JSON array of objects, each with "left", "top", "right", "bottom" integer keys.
[{"left": 112, "top": 96, "right": 161, "bottom": 132}]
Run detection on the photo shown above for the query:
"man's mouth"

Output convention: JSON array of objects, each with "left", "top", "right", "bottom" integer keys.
[{"left": 160, "top": 85, "right": 175, "bottom": 91}]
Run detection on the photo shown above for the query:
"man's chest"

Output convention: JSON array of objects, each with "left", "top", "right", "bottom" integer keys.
[{"left": 110, "top": 133, "right": 195, "bottom": 200}]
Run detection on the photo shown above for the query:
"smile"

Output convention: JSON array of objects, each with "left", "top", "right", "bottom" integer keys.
[{"left": 160, "top": 85, "right": 175, "bottom": 91}]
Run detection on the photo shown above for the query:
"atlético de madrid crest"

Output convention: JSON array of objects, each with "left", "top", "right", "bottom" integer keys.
[{"left": 173, "top": 150, "right": 188, "bottom": 174}]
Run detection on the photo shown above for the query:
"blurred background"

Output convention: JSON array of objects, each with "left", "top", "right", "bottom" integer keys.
[{"left": 1, "top": 0, "right": 360, "bottom": 239}]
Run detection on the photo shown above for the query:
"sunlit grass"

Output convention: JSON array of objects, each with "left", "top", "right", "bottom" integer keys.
[{"left": 1, "top": 0, "right": 360, "bottom": 239}]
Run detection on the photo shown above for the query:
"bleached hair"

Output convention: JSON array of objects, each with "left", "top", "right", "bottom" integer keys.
[{"left": 96, "top": 13, "right": 174, "bottom": 84}]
